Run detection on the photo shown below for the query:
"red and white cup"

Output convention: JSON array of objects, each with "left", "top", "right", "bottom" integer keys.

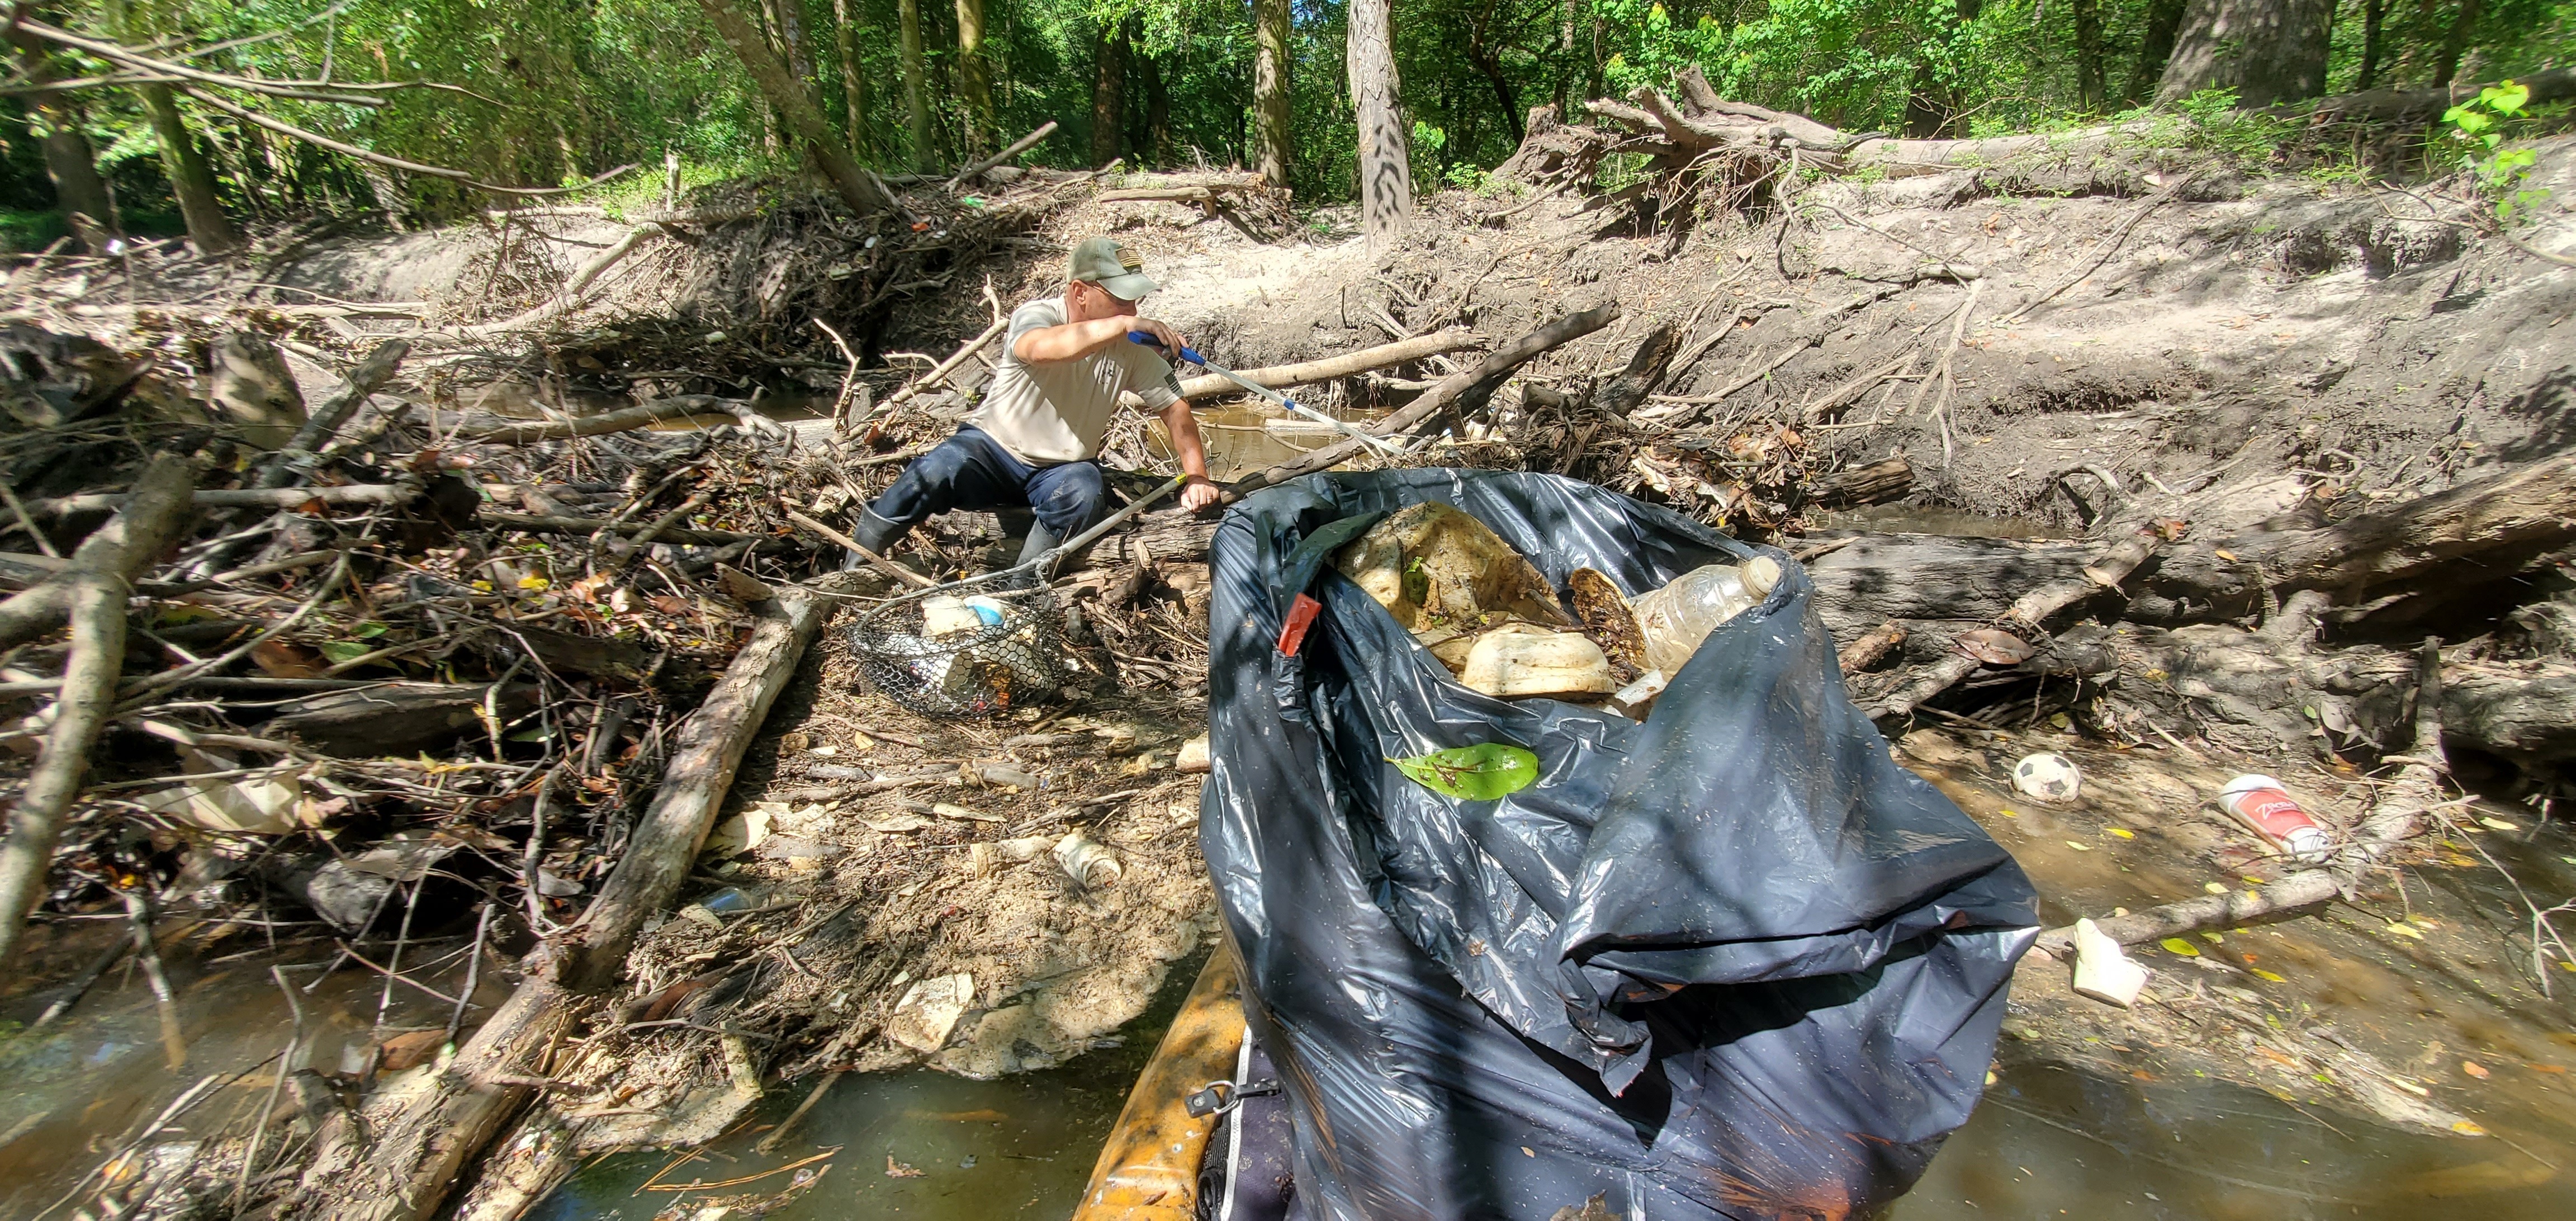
[{"left": 2218, "top": 774, "right": 2331, "bottom": 863}]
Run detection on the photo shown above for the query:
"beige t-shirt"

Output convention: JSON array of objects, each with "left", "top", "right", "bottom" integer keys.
[{"left": 968, "top": 297, "right": 1183, "bottom": 465}]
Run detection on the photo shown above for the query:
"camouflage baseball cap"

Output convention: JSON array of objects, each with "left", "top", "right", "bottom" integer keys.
[{"left": 1067, "top": 236, "right": 1158, "bottom": 300}]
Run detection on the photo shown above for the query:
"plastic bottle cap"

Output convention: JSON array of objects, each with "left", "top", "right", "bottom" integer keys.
[{"left": 1740, "top": 556, "right": 1783, "bottom": 599}]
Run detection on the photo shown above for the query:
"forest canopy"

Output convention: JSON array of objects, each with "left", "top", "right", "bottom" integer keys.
[{"left": 6, "top": 0, "right": 2574, "bottom": 248}]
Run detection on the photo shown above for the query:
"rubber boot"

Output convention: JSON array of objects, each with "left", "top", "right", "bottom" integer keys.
[
  {"left": 1007, "top": 520, "right": 1061, "bottom": 590},
  {"left": 839, "top": 508, "right": 911, "bottom": 572}
]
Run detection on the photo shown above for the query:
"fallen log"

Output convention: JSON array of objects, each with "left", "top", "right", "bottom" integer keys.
[
  {"left": 29, "top": 482, "right": 420, "bottom": 517},
  {"left": 1081, "top": 507, "right": 1221, "bottom": 569},
  {"left": 0, "top": 455, "right": 197, "bottom": 963},
  {"left": 1865, "top": 527, "right": 2159, "bottom": 720},
  {"left": 2111, "top": 623, "right": 2576, "bottom": 772},
  {"left": 2137, "top": 453, "right": 2576, "bottom": 622},
  {"left": 254, "top": 340, "right": 413, "bottom": 488},
  {"left": 0, "top": 460, "right": 201, "bottom": 654},
  {"left": 1096, "top": 186, "right": 1252, "bottom": 204},
  {"left": 1811, "top": 457, "right": 1914, "bottom": 508},
  {"left": 1225, "top": 304, "right": 1621, "bottom": 501},
  {"left": 1801, "top": 533, "right": 2098, "bottom": 643},
  {"left": 1836, "top": 621, "right": 1907, "bottom": 672},
  {"left": 477, "top": 510, "right": 758, "bottom": 548},
  {"left": 263, "top": 682, "right": 545, "bottom": 757},
  {"left": 285, "top": 586, "right": 827, "bottom": 1221},
  {"left": 2303, "top": 64, "right": 2576, "bottom": 123},
  {"left": 1168, "top": 329, "right": 1485, "bottom": 403},
  {"left": 457, "top": 395, "right": 752, "bottom": 444},
  {"left": 945, "top": 120, "right": 1058, "bottom": 190}
]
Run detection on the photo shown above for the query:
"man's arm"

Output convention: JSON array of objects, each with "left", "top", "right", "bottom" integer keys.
[
  {"left": 1160, "top": 399, "right": 1223, "bottom": 512},
  {"left": 1014, "top": 315, "right": 1186, "bottom": 363}
]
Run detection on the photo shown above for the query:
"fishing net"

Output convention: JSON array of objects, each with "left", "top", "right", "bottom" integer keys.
[{"left": 847, "top": 589, "right": 1071, "bottom": 719}]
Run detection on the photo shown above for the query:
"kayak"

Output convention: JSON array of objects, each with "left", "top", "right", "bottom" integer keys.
[{"left": 1071, "top": 952, "right": 1246, "bottom": 1221}]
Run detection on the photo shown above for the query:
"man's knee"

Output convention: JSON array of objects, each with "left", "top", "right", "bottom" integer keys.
[
  {"left": 871, "top": 436, "right": 986, "bottom": 525},
  {"left": 1029, "top": 464, "right": 1106, "bottom": 534}
]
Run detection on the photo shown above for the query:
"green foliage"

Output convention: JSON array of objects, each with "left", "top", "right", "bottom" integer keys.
[
  {"left": 2445, "top": 81, "right": 2549, "bottom": 225},
  {"left": 1390, "top": 742, "right": 1541, "bottom": 800},
  {"left": 2175, "top": 87, "right": 2291, "bottom": 164},
  {"left": 10, "top": 0, "right": 2576, "bottom": 231}
]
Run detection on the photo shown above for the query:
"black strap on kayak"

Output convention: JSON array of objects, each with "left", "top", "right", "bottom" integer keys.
[{"left": 1185, "top": 1076, "right": 1281, "bottom": 1119}]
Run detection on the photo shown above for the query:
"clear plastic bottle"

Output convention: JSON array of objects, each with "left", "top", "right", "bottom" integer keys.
[{"left": 1631, "top": 557, "right": 1783, "bottom": 676}]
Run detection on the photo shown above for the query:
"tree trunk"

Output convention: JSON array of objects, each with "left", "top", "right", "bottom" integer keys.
[
  {"left": 1092, "top": 20, "right": 1126, "bottom": 167},
  {"left": 2155, "top": 0, "right": 2338, "bottom": 107},
  {"left": 1346, "top": 0, "right": 1412, "bottom": 249},
  {"left": 2071, "top": 0, "right": 2107, "bottom": 111},
  {"left": 954, "top": 0, "right": 992, "bottom": 155},
  {"left": 2356, "top": 0, "right": 2388, "bottom": 89},
  {"left": 1142, "top": 48, "right": 1171, "bottom": 165},
  {"left": 898, "top": 0, "right": 934, "bottom": 170},
  {"left": 776, "top": 0, "right": 815, "bottom": 83},
  {"left": 1467, "top": 25, "right": 1525, "bottom": 143},
  {"left": 694, "top": 0, "right": 891, "bottom": 212},
  {"left": 1253, "top": 0, "right": 1291, "bottom": 186},
  {"left": 2125, "top": 0, "right": 2190, "bottom": 104},
  {"left": 2432, "top": 0, "right": 2484, "bottom": 88},
  {"left": 10, "top": 41, "right": 119, "bottom": 254},
  {"left": 136, "top": 86, "right": 240, "bottom": 254},
  {"left": 833, "top": 0, "right": 869, "bottom": 158}
]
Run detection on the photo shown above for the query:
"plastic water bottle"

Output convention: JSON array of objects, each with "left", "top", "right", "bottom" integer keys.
[{"left": 1632, "top": 557, "right": 1784, "bottom": 676}]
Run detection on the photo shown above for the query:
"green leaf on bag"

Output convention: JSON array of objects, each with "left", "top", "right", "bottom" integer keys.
[{"left": 1390, "top": 743, "right": 1540, "bottom": 800}]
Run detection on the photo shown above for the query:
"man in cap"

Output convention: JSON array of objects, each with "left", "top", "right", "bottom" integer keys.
[{"left": 845, "top": 237, "right": 1220, "bottom": 576}]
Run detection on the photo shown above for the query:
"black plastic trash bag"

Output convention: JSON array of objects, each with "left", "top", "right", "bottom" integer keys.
[{"left": 1200, "top": 469, "right": 2038, "bottom": 1221}]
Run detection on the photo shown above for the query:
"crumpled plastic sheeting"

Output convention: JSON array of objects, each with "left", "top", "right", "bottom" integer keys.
[{"left": 1200, "top": 469, "right": 2038, "bottom": 1221}]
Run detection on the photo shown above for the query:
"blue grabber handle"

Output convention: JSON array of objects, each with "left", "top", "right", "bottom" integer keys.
[{"left": 1129, "top": 330, "right": 1202, "bottom": 367}]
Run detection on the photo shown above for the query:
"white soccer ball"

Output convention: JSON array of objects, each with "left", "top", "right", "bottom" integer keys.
[{"left": 2012, "top": 753, "right": 2083, "bottom": 802}]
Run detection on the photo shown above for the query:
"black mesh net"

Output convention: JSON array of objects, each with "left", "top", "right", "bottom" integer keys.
[{"left": 847, "top": 589, "right": 1069, "bottom": 719}]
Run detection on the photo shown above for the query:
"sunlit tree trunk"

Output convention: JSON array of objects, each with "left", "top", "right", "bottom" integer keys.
[
  {"left": 955, "top": 0, "right": 992, "bottom": 155},
  {"left": 2124, "top": 0, "right": 2189, "bottom": 104},
  {"left": 2431, "top": 0, "right": 2483, "bottom": 88},
  {"left": 1253, "top": 0, "right": 1291, "bottom": 186},
  {"left": 2071, "top": 0, "right": 2106, "bottom": 111},
  {"left": 834, "top": 0, "right": 870, "bottom": 158},
  {"left": 1347, "top": 0, "right": 1411, "bottom": 248},
  {"left": 2156, "top": 0, "right": 2337, "bottom": 106},
  {"left": 898, "top": 0, "right": 934, "bottom": 169},
  {"left": 7, "top": 39, "right": 119, "bottom": 254},
  {"left": 778, "top": 0, "right": 815, "bottom": 83},
  {"left": 695, "top": 0, "right": 892, "bottom": 211},
  {"left": 1091, "top": 19, "right": 1125, "bottom": 167},
  {"left": 139, "top": 87, "right": 241, "bottom": 253},
  {"left": 102, "top": 0, "right": 236, "bottom": 253},
  {"left": 103, "top": 0, "right": 234, "bottom": 252}
]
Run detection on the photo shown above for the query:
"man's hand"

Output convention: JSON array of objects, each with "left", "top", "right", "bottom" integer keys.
[
  {"left": 1179, "top": 474, "right": 1222, "bottom": 512},
  {"left": 1127, "top": 317, "right": 1188, "bottom": 363}
]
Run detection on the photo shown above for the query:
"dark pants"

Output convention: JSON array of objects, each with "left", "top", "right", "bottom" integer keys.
[{"left": 862, "top": 425, "right": 1107, "bottom": 542}]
